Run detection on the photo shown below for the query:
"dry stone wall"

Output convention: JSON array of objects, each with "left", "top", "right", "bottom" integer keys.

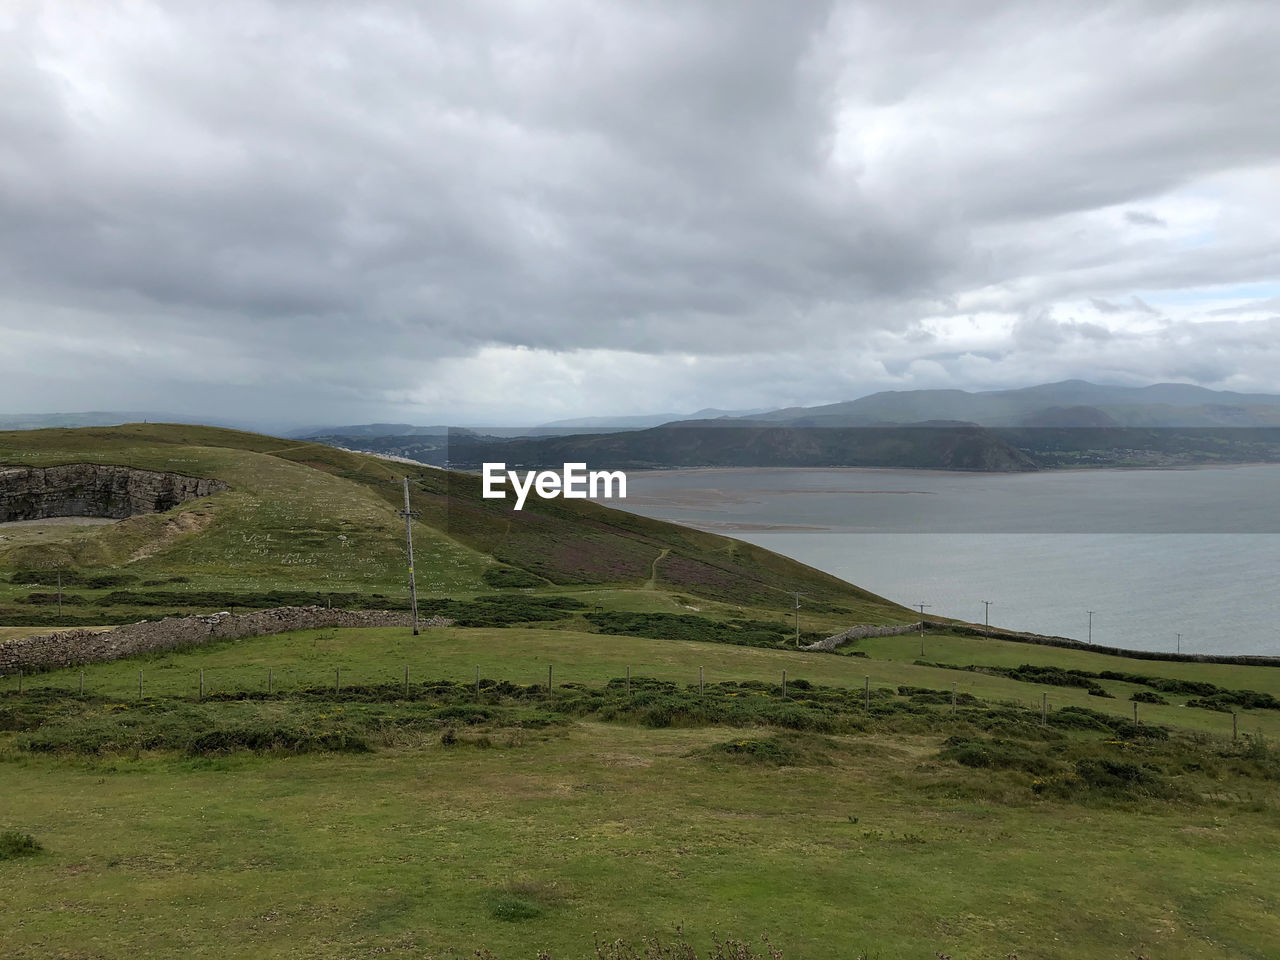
[
  {"left": 802, "top": 622, "right": 924, "bottom": 651},
  {"left": 0, "top": 606, "right": 453, "bottom": 674},
  {"left": 0, "top": 463, "right": 228, "bottom": 523}
]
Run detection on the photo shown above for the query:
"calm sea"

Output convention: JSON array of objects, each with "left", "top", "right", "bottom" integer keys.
[{"left": 617, "top": 465, "right": 1280, "bottom": 656}]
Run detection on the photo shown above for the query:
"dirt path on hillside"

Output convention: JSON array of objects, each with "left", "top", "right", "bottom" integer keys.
[{"left": 646, "top": 547, "right": 669, "bottom": 589}]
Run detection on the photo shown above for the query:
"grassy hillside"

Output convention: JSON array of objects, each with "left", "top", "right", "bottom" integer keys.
[
  {"left": 0, "top": 423, "right": 911, "bottom": 628},
  {"left": 2, "top": 623, "right": 1279, "bottom": 958}
]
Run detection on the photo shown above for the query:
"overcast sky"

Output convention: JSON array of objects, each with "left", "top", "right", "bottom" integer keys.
[{"left": 2, "top": 0, "right": 1279, "bottom": 427}]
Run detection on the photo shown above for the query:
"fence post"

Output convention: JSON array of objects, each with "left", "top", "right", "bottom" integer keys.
[
  {"left": 16, "top": 669, "right": 21, "bottom": 694},
  {"left": 1133, "top": 702, "right": 1139, "bottom": 724},
  {"left": 782, "top": 670, "right": 787, "bottom": 698},
  {"left": 268, "top": 668, "right": 273, "bottom": 695},
  {"left": 199, "top": 668, "right": 204, "bottom": 700},
  {"left": 1041, "top": 693, "right": 1047, "bottom": 724},
  {"left": 79, "top": 670, "right": 84, "bottom": 697},
  {"left": 548, "top": 665, "right": 553, "bottom": 695},
  {"left": 864, "top": 675, "right": 870, "bottom": 711},
  {"left": 474, "top": 666, "right": 480, "bottom": 700},
  {"left": 335, "top": 667, "right": 340, "bottom": 694},
  {"left": 700, "top": 666, "right": 704, "bottom": 696},
  {"left": 626, "top": 665, "right": 631, "bottom": 698},
  {"left": 951, "top": 682, "right": 957, "bottom": 714},
  {"left": 139, "top": 670, "right": 143, "bottom": 698},
  {"left": 1233, "top": 711, "right": 1239, "bottom": 741},
  {"left": 403, "top": 665, "right": 409, "bottom": 697}
]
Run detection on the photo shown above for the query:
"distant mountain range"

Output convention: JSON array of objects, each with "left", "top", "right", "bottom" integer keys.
[
  {"left": 744, "top": 380, "right": 1280, "bottom": 428},
  {"left": 13, "top": 382, "right": 1280, "bottom": 472},
  {"left": 537, "top": 407, "right": 772, "bottom": 431},
  {"left": 302, "top": 381, "right": 1280, "bottom": 472}
]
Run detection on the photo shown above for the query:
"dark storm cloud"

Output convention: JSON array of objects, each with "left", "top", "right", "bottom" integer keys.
[{"left": 1, "top": 0, "right": 1279, "bottom": 423}]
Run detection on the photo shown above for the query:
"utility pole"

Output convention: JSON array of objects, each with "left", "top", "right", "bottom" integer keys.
[
  {"left": 790, "top": 592, "right": 806, "bottom": 647},
  {"left": 1087, "top": 610, "right": 1094, "bottom": 645},
  {"left": 917, "top": 602, "right": 930, "bottom": 657},
  {"left": 980, "top": 600, "right": 992, "bottom": 638},
  {"left": 398, "top": 477, "right": 420, "bottom": 636},
  {"left": 1176, "top": 632, "right": 1182, "bottom": 655}
]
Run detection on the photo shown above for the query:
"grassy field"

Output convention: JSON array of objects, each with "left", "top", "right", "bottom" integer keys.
[
  {"left": 863, "top": 631, "right": 1280, "bottom": 698},
  {"left": 5, "top": 625, "right": 1275, "bottom": 741},
  {"left": 3, "top": 624, "right": 1280, "bottom": 959},
  {"left": 5, "top": 723, "right": 1277, "bottom": 960}
]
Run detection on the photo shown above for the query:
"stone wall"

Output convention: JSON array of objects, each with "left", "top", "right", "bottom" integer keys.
[
  {"left": 801, "top": 622, "right": 924, "bottom": 651},
  {"left": 0, "top": 606, "right": 453, "bottom": 674},
  {"left": 0, "top": 463, "right": 228, "bottom": 523}
]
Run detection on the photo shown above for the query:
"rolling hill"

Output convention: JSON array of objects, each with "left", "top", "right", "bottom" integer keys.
[
  {"left": 0, "top": 423, "right": 909, "bottom": 628},
  {"left": 300, "top": 381, "right": 1280, "bottom": 472}
]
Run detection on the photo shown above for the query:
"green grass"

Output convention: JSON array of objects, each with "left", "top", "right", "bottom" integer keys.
[
  {"left": 2, "top": 719, "right": 1278, "bottom": 959},
  {"left": 3, "top": 624, "right": 1280, "bottom": 958}
]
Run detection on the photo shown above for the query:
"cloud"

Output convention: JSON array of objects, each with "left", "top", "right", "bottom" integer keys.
[
  {"left": 1125, "top": 210, "right": 1168, "bottom": 227},
  {"left": 0, "top": 0, "right": 1278, "bottom": 424}
]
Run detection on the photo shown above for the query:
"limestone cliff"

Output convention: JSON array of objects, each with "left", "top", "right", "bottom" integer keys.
[{"left": 0, "top": 464, "right": 228, "bottom": 522}]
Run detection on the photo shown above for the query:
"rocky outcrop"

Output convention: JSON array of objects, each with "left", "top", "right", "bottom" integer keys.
[
  {"left": 0, "top": 606, "right": 453, "bottom": 673},
  {"left": 0, "top": 464, "right": 228, "bottom": 522}
]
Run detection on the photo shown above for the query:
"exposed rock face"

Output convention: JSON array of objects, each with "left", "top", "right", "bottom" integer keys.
[{"left": 0, "top": 464, "right": 228, "bottom": 523}]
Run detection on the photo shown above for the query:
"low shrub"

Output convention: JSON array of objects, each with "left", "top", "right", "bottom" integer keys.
[
  {"left": 939, "top": 736, "right": 1057, "bottom": 776},
  {"left": 0, "top": 830, "right": 42, "bottom": 861},
  {"left": 185, "top": 727, "right": 370, "bottom": 756},
  {"left": 487, "top": 893, "right": 544, "bottom": 921},
  {"left": 1131, "top": 691, "right": 1169, "bottom": 705},
  {"left": 585, "top": 611, "right": 799, "bottom": 648},
  {"left": 702, "top": 733, "right": 836, "bottom": 767}
]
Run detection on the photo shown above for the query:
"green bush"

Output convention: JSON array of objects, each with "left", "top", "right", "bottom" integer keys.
[
  {"left": 585, "top": 611, "right": 795, "bottom": 648},
  {"left": 703, "top": 733, "right": 835, "bottom": 767},
  {"left": 1131, "top": 691, "right": 1169, "bottom": 705},
  {"left": 487, "top": 893, "right": 544, "bottom": 922},
  {"left": 0, "top": 830, "right": 42, "bottom": 860},
  {"left": 939, "top": 736, "right": 1057, "bottom": 776}
]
